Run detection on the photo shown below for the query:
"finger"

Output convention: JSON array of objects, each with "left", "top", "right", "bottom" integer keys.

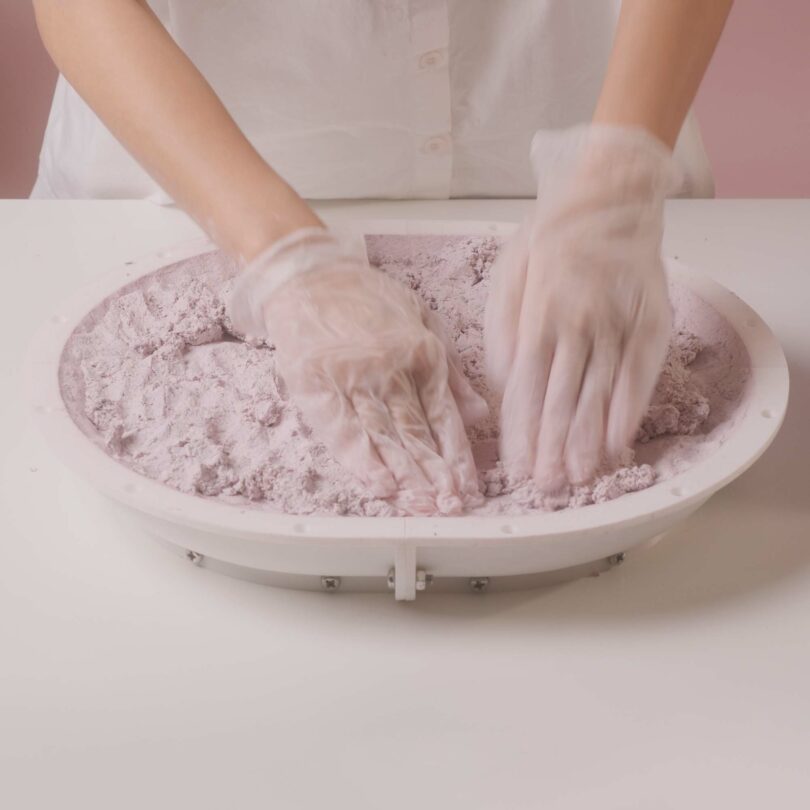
[
  {"left": 415, "top": 364, "right": 483, "bottom": 511},
  {"left": 499, "top": 329, "right": 555, "bottom": 482},
  {"left": 606, "top": 318, "right": 670, "bottom": 460},
  {"left": 293, "top": 384, "right": 398, "bottom": 499},
  {"left": 446, "top": 359, "right": 489, "bottom": 427},
  {"left": 564, "top": 338, "right": 619, "bottom": 484},
  {"left": 384, "top": 372, "right": 464, "bottom": 515},
  {"left": 423, "top": 307, "right": 488, "bottom": 426},
  {"left": 533, "top": 334, "right": 590, "bottom": 492},
  {"left": 351, "top": 390, "right": 436, "bottom": 514},
  {"left": 484, "top": 221, "right": 531, "bottom": 393}
]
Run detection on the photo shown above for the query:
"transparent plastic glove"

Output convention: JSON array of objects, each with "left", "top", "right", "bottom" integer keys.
[
  {"left": 228, "top": 228, "right": 488, "bottom": 515},
  {"left": 484, "top": 125, "right": 682, "bottom": 492}
]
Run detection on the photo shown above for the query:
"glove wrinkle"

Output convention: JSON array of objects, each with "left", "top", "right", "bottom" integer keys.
[{"left": 228, "top": 228, "right": 487, "bottom": 515}]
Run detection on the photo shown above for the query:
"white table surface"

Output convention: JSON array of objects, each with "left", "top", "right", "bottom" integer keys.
[{"left": 1, "top": 199, "right": 809, "bottom": 810}]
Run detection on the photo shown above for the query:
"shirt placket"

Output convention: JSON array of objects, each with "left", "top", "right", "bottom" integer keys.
[{"left": 405, "top": 0, "right": 452, "bottom": 198}]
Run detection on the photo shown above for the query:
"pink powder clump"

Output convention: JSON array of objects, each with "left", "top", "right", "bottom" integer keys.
[{"left": 59, "top": 235, "right": 750, "bottom": 517}]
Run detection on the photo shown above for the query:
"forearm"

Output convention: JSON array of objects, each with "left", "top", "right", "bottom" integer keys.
[
  {"left": 33, "top": 0, "right": 321, "bottom": 260},
  {"left": 593, "top": 0, "right": 734, "bottom": 148}
]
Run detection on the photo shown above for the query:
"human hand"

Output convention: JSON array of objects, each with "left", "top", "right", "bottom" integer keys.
[
  {"left": 229, "top": 228, "right": 488, "bottom": 515},
  {"left": 484, "top": 125, "right": 682, "bottom": 492}
]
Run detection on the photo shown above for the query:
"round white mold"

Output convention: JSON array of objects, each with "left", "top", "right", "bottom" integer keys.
[{"left": 26, "top": 220, "right": 790, "bottom": 600}]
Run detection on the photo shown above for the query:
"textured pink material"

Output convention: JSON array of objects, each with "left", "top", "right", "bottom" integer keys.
[{"left": 59, "top": 235, "right": 750, "bottom": 517}]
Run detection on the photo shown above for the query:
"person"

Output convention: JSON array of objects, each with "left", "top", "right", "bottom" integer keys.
[{"left": 32, "top": 0, "right": 734, "bottom": 515}]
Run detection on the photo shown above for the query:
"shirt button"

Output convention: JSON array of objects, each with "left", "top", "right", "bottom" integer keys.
[
  {"left": 418, "top": 49, "right": 445, "bottom": 70},
  {"left": 421, "top": 134, "right": 451, "bottom": 155}
]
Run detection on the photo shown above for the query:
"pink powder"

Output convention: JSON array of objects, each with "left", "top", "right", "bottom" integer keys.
[{"left": 59, "top": 235, "right": 750, "bottom": 517}]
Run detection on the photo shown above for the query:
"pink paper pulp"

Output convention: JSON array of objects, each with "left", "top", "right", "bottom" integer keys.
[{"left": 59, "top": 235, "right": 751, "bottom": 517}]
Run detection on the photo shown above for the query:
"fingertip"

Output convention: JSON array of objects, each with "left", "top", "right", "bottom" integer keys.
[
  {"left": 605, "top": 436, "right": 632, "bottom": 469},
  {"left": 455, "top": 454, "right": 485, "bottom": 510},
  {"left": 605, "top": 400, "right": 629, "bottom": 455},
  {"left": 462, "top": 489, "right": 485, "bottom": 510},
  {"left": 564, "top": 424, "right": 603, "bottom": 485},
  {"left": 393, "top": 488, "right": 438, "bottom": 516},
  {"left": 566, "top": 451, "right": 597, "bottom": 486},
  {"left": 498, "top": 390, "right": 539, "bottom": 482},
  {"left": 604, "top": 431, "right": 621, "bottom": 464},
  {"left": 499, "top": 434, "right": 533, "bottom": 484},
  {"left": 483, "top": 338, "right": 512, "bottom": 395},
  {"left": 605, "top": 413, "right": 636, "bottom": 463},
  {"left": 436, "top": 492, "right": 463, "bottom": 516},
  {"left": 533, "top": 456, "right": 568, "bottom": 495},
  {"left": 458, "top": 390, "right": 490, "bottom": 427},
  {"left": 365, "top": 468, "right": 398, "bottom": 499}
]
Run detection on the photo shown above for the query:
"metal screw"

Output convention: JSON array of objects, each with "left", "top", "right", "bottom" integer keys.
[
  {"left": 469, "top": 577, "right": 490, "bottom": 593},
  {"left": 607, "top": 552, "right": 626, "bottom": 567},
  {"left": 321, "top": 576, "right": 341, "bottom": 592},
  {"left": 185, "top": 550, "right": 204, "bottom": 566},
  {"left": 415, "top": 570, "right": 434, "bottom": 591}
]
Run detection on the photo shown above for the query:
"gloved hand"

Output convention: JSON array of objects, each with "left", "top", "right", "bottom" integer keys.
[
  {"left": 484, "top": 125, "right": 682, "bottom": 492},
  {"left": 228, "top": 227, "right": 488, "bottom": 515}
]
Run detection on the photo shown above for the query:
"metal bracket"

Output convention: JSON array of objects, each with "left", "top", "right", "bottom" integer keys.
[{"left": 387, "top": 545, "right": 433, "bottom": 600}]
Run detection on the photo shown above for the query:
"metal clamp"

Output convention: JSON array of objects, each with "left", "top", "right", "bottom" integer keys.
[
  {"left": 416, "top": 570, "right": 434, "bottom": 591},
  {"left": 387, "top": 563, "right": 433, "bottom": 600}
]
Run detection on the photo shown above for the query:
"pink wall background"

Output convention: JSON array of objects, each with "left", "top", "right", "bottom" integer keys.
[
  {"left": 0, "top": 2, "right": 57, "bottom": 198},
  {"left": 693, "top": 0, "right": 810, "bottom": 197},
  {"left": 2, "top": 0, "right": 808, "bottom": 199}
]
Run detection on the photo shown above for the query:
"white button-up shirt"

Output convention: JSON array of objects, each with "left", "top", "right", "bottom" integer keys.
[{"left": 32, "top": 0, "right": 712, "bottom": 201}]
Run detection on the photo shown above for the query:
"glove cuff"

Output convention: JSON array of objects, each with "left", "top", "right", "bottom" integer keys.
[
  {"left": 530, "top": 124, "right": 685, "bottom": 203},
  {"left": 227, "top": 227, "right": 369, "bottom": 340}
]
